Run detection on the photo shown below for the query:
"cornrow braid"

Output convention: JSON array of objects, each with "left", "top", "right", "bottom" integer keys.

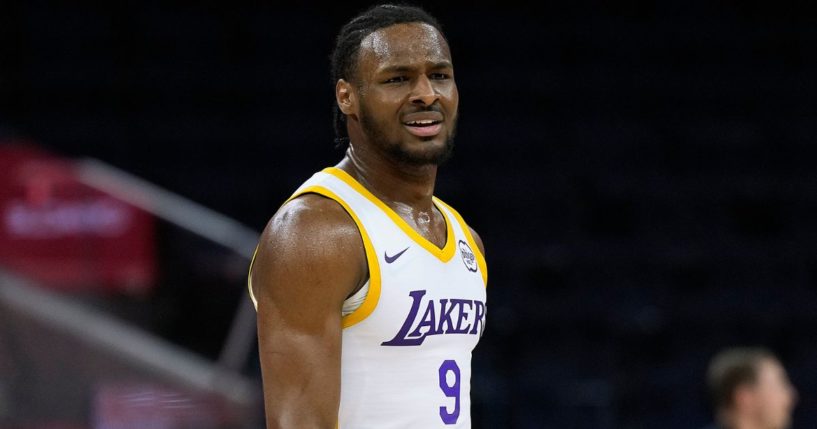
[{"left": 329, "top": 4, "right": 445, "bottom": 147}]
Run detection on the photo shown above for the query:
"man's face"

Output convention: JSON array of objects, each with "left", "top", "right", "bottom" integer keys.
[
  {"left": 748, "top": 359, "right": 797, "bottom": 429},
  {"left": 350, "top": 22, "right": 458, "bottom": 165}
]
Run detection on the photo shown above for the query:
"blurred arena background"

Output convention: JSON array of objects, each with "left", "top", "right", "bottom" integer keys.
[{"left": 1, "top": 1, "right": 815, "bottom": 428}]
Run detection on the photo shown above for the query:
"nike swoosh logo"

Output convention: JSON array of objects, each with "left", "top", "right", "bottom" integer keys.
[{"left": 384, "top": 247, "right": 410, "bottom": 264}]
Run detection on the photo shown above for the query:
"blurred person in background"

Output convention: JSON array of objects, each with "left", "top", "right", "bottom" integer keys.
[
  {"left": 702, "top": 347, "right": 797, "bottom": 429},
  {"left": 249, "top": 4, "right": 487, "bottom": 429}
]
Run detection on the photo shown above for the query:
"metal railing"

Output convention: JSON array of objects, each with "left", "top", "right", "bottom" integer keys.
[{"left": 74, "top": 158, "right": 260, "bottom": 386}]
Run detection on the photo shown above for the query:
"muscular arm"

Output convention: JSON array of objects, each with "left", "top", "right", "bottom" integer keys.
[{"left": 251, "top": 194, "right": 367, "bottom": 429}]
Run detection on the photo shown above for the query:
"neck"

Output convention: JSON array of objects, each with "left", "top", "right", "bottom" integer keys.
[{"left": 337, "top": 143, "right": 438, "bottom": 211}]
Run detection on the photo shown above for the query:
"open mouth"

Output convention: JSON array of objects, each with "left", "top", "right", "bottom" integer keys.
[
  {"left": 402, "top": 115, "right": 444, "bottom": 137},
  {"left": 403, "top": 119, "right": 442, "bottom": 127},
  {"left": 403, "top": 121, "right": 443, "bottom": 137}
]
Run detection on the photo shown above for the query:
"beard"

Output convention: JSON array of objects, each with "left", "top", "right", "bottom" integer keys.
[{"left": 358, "top": 103, "right": 456, "bottom": 166}]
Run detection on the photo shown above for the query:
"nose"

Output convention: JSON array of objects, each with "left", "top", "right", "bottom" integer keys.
[{"left": 409, "top": 75, "right": 440, "bottom": 106}]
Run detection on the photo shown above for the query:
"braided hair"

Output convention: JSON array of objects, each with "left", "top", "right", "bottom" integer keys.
[{"left": 329, "top": 4, "right": 445, "bottom": 147}]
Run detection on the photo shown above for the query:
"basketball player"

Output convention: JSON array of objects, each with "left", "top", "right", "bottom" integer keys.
[
  {"left": 702, "top": 347, "right": 797, "bottom": 429},
  {"left": 248, "top": 4, "right": 487, "bottom": 428}
]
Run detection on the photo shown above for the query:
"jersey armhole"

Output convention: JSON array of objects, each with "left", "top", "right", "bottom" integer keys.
[
  {"left": 296, "top": 186, "right": 382, "bottom": 328},
  {"left": 296, "top": 186, "right": 381, "bottom": 328},
  {"left": 433, "top": 198, "right": 488, "bottom": 287},
  {"left": 247, "top": 186, "right": 381, "bottom": 326}
]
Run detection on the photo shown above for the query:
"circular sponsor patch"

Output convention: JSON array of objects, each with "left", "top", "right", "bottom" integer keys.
[{"left": 458, "top": 240, "right": 478, "bottom": 272}]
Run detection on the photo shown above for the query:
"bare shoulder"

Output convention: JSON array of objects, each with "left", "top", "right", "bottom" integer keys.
[
  {"left": 468, "top": 226, "right": 486, "bottom": 257},
  {"left": 252, "top": 193, "right": 367, "bottom": 304},
  {"left": 260, "top": 193, "right": 360, "bottom": 247}
]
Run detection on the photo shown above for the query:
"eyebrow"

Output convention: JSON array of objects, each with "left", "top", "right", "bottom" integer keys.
[{"left": 378, "top": 61, "right": 453, "bottom": 74}]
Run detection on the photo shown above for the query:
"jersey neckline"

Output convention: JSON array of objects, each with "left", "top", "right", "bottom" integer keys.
[{"left": 322, "top": 167, "right": 456, "bottom": 263}]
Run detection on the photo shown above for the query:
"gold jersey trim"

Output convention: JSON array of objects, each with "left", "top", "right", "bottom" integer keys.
[
  {"left": 292, "top": 185, "right": 382, "bottom": 328},
  {"left": 323, "top": 167, "right": 456, "bottom": 263},
  {"left": 246, "top": 186, "right": 382, "bottom": 329},
  {"left": 434, "top": 198, "right": 488, "bottom": 287}
]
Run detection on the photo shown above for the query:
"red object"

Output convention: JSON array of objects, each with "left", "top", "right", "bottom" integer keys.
[
  {"left": 0, "top": 141, "right": 156, "bottom": 294},
  {"left": 93, "top": 383, "right": 238, "bottom": 429},
  {"left": 3, "top": 423, "right": 87, "bottom": 429}
]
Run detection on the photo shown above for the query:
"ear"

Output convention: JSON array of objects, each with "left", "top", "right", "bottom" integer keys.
[{"left": 336, "top": 79, "right": 357, "bottom": 116}]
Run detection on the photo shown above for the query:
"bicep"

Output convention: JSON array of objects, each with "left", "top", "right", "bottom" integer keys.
[{"left": 252, "top": 197, "right": 365, "bottom": 428}]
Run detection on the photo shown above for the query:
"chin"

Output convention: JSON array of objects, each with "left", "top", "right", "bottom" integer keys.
[{"left": 391, "top": 137, "right": 454, "bottom": 166}]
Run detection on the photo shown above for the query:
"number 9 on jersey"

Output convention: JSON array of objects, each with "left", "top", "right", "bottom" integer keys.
[{"left": 439, "top": 360, "right": 461, "bottom": 424}]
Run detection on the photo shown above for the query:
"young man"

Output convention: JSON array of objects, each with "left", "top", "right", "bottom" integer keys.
[
  {"left": 703, "top": 347, "right": 797, "bottom": 429},
  {"left": 249, "top": 5, "right": 487, "bottom": 428}
]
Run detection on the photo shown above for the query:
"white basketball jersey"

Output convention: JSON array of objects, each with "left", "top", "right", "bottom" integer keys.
[{"left": 250, "top": 167, "right": 488, "bottom": 428}]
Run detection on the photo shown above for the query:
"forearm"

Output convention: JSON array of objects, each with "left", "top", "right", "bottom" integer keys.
[
  {"left": 258, "top": 329, "right": 341, "bottom": 429},
  {"left": 262, "top": 358, "right": 340, "bottom": 429}
]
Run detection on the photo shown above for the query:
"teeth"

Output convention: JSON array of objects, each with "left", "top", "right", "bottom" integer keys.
[{"left": 406, "top": 120, "right": 438, "bottom": 126}]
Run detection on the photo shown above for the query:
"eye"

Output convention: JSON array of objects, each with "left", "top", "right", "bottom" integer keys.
[
  {"left": 430, "top": 73, "right": 451, "bottom": 80},
  {"left": 384, "top": 76, "right": 408, "bottom": 84}
]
